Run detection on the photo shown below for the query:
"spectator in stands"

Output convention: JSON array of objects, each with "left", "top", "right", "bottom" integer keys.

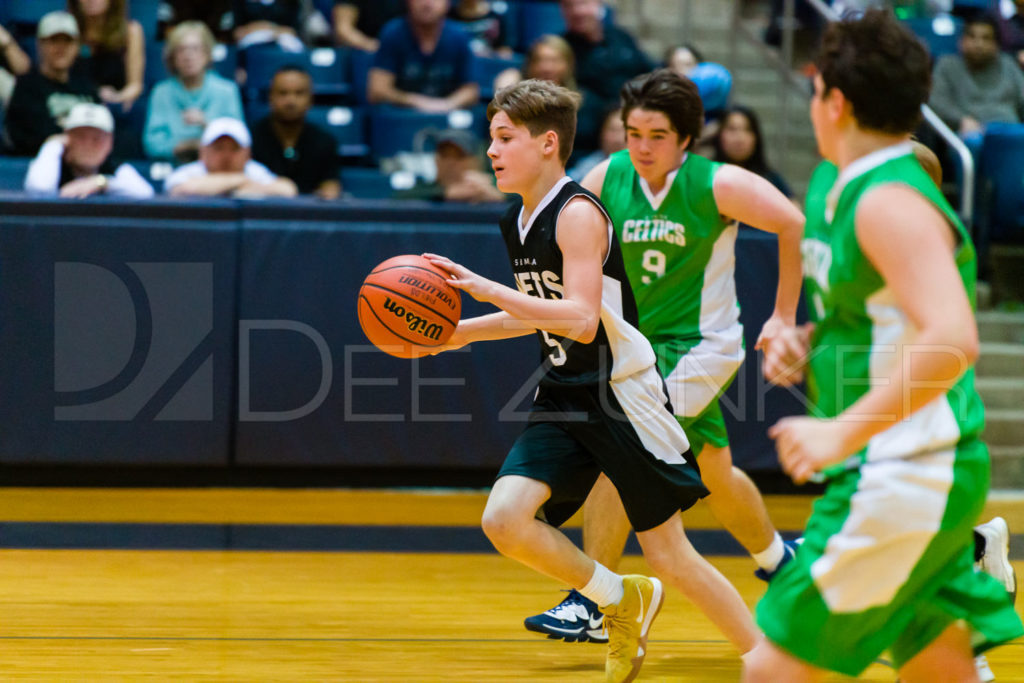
[
  {"left": 157, "top": 1, "right": 234, "bottom": 43},
  {"left": 251, "top": 66, "right": 342, "bottom": 198},
  {"left": 0, "top": 22, "right": 32, "bottom": 106},
  {"left": 24, "top": 102, "right": 153, "bottom": 198},
  {"left": 165, "top": 117, "right": 298, "bottom": 196},
  {"left": 233, "top": 0, "right": 306, "bottom": 51},
  {"left": 449, "top": 0, "right": 512, "bottom": 56},
  {"left": 3, "top": 12, "right": 100, "bottom": 157},
  {"left": 332, "top": 0, "right": 404, "bottom": 52},
  {"left": 996, "top": 0, "right": 1024, "bottom": 69},
  {"left": 68, "top": 0, "right": 145, "bottom": 112},
  {"left": 492, "top": 35, "right": 604, "bottom": 152},
  {"left": 712, "top": 105, "right": 791, "bottom": 197},
  {"left": 930, "top": 14, "right": 1024, "bottom": 151},
  {"left": 568, "top": 106, "right": 624, "bottom": 180},
  {"left": 368, "top": 0, "right": 479, "bottom": 113},
  {"left": 143, "top": 22, "right": 245, "bottom": 162},
  {"left": 394, "top": 129, "right": 505, "bottom": 202},
  {"left": 665, "top": 43, "right": 702, "bottom": 78},
  {"left": 560, "top": 0, "right": 655, "bottom": 112}
]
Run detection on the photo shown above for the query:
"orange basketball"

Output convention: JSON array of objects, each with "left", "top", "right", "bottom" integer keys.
[{"left": 357, "top": 254, "right": 462, "bottom": 358}]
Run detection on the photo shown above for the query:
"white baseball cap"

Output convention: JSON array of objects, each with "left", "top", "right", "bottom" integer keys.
[
  {"left": 38, "top": 11, "right": 80, "bottom": 39},
  {"left": 201, "top": 117, "right": 252, "bottom": 148},
  {"left": 64, "top": 103, "right": 114, "bottom": 133}
]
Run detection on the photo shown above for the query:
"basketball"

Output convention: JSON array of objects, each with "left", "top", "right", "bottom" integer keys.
[{"left": 357, "top": 254, "right": 461, "bottom": 358}]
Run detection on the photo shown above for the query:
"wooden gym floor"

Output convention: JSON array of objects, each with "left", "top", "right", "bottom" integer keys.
[{"left": 0, "top": 488, "right": 1021, "bottom": 681}]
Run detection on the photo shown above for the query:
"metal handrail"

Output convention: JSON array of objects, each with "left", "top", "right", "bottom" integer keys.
[{"left": 800, "top": 0, "right": 975, "bottom": 229}]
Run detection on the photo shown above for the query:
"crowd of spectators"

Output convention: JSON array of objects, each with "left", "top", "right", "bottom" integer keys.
[{"left": 0, "top": 0, "right": 759, "bottom": 204}]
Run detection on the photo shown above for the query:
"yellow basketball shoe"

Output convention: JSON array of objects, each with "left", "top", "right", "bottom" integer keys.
[{"left": 600, "top": 575, "right": 664, "bottom": 683}]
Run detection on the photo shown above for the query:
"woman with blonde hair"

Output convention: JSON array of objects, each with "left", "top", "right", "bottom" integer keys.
[
  {"left": 67, "top": 0, "right": 144, "bottom": 111},
  {"left": 143, "top": 21, "right": 243, "bottom": 162}
]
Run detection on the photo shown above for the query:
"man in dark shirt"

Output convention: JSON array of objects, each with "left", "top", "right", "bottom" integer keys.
[
  {"left": 4, "top": 11, "right": 99, "bottom": 156},
  {"left": 157, "top": 0, "right": 235, "bottom": 43},
  {"left": 560, "top": 0, "right": 654, "bottom": 110},
  {"left": 251, "top": 66, "right": 342, "bottom": 198},
  {"left": 368, "top": 0, "right": 478, "bottom": 112}
]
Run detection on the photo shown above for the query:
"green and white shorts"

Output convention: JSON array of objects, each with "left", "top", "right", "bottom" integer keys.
[{"left": 756, "top": 440, "right": 1023, "bottom": 676}]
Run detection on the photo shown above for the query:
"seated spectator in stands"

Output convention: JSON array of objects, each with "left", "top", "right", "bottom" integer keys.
[
  {"left": 332, "top": 0, "right": 405, "bottom": 52},
  {"left": 158, "top": 0, "right": 235, "bottom": 43},
  {"left": 492, "top": 35, "right": 603, "bottom": 152},
  {"left": 712, "top": 105, "right": 791, "bottom": 197},
  {"left": 449, "top": 0, "right": 512, "bottom": 56},
  {"left": 394, "top": 129, "right": 504, "bottom": 202},
  {"left": 368, "top": 0, "right": 479, "bottom": 113},
  {"left": 165, "top": 117, "right": 298, "bottom": 196},
  {"left": 143, "top": 22, "right": 245, "bottom": 162},
  {"left": 0, "top": 21, "right": 32, "bottom": 106},
  {"left": 69, "top": 0, "right": 145, "bottom": 112},
  {"left": 560, "top": 0, "right": 654, "bottom": 113},
  {"left": 996, "top": 0, "right": 1024, "bottom": 69},
  {"left": 665, "top": 43, "right": 702, "bottom": 78},
  {"left": 24, "top": 102, "right": 153, "bottom": 198},
  {"left": 3, "top": 12, "right": 99, "bottom": 157},
  {"left": 233, "top": 0, "right": 305, "bottom": 51},
  {"left": 930, "top": 14, "right": 1024, "bottom": 152},
  {"left": 568, "top": 106, "right": 623, "bottom": 181},
  {"left": 251, "top": 66, "right": 341, "bottom": 198}
]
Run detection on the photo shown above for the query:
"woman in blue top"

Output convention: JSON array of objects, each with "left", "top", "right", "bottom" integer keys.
[{"left": 143, "top": 21, "right": 244, "bottom": 162}]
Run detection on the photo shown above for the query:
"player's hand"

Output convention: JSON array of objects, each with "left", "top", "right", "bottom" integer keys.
[
  {"left": 422, "top": 253, "right": 496, "bottom": 302},
  {"left": 760, "top": 322, "right": 814, "bottom": 387},
  {"left": 768, "top": 416, "right": 849, "bottom": 484}
]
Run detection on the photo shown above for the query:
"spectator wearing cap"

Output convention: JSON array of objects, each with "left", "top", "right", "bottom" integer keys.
[
  {"left": 3, "top": 11, "right": 100, "bottom": 156},
  {"left": 395, "top": 129, "right": 505, "bottom": 202},
  {"left": 250, "top": 66, "right": 341, "bottom": 199},
  {"left": 560, "top": 0, "right": 654, "bottom": 124},
  {"left": 24, "top": 102, "right": 154, "bottom": 198},
  {"left": 165, "top": 117, "right": 298, "bottom": 197},
  {"left": 143, "top": 21, "right": 244, "bottom": 162},
  {"left": 368, "top": 0, "right": 479, "bottom": 113}
]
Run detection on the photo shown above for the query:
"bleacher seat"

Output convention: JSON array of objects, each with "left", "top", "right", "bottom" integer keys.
[
  {"left": 903, "top": 15, "right": 964, "bottom": 59},
  {"left": 130, "top": 0, "right": 161, "bottom": 40},
  {"left": 978, "top": 123, "right": 1024, "bottom": 243},
  {"left": 517, "top": 1, "right": 566, "bottom": 51},
  {"left": 0, "top": 157, "right": 30, "bottom": 192},
  {"left": 244, "top": 46, "right": 350, "bottom": 103},
  {"left": 369, "top": 105, "right": 486, "bottom": 159},
  {"left": 472, "top": 54, "right": 524, "bottom": 100},
  {"left": 3, "top": 0, "right": 66, "bottom": 35},
  {"left": 349, "top": 49, "right": 376, "bottom": 105},
  {"left": 340, "top": 167, "right": 395, "bottom": 199},
  {"left": 126, "top": 159, "right": 175, "bottom": 194}
]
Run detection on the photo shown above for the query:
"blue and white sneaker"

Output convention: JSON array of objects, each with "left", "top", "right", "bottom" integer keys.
[
  {"left": 524, "top": 589, "right": 608, "bottom": 643},
  {"left": 754, "top": 538, "right": 802, "bottom": 582}
]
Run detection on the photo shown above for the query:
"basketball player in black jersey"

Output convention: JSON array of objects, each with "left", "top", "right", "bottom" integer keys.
[{"left": 422, "top": 79, "right": 761, "bottom": 682}]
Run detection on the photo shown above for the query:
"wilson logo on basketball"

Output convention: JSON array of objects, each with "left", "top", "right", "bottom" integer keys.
[
  {"left": 397, "top": 275, "right": 457, "bottom": 312},
  {"left": 382, "top": 296, "right": 446, "bottom": 340}
]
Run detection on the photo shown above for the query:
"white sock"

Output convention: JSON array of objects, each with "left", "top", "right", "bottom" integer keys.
[
  {"left": 579, "top": 561, "right": 624, "bottom": 608},
  {"left": 751, "top": 533, "right": 786, "bottom": 571}
]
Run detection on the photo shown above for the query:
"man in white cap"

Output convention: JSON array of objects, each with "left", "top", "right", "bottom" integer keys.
[
  {"left": 164, "top": 117, "right": 298, "bottom": 197},
  {"left": 24, "top": 103, "right": 153, "bottom": 198},
  {"left": 3, "top": 11, "right": 99, "bottom": 156}
]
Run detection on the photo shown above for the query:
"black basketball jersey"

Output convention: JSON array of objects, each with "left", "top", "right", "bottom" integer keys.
[{"left": 499, "top": 176, "right": 656, "bottom": 386}]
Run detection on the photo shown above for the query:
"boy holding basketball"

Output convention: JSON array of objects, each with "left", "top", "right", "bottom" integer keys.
[{"left": 423, "top": 79, "right": 761, "bottom": 682}]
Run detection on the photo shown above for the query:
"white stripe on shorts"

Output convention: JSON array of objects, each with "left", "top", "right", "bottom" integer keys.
[
  {"left": 810, "top": 449, "right": 955, "bottom": 612},
  {"left": 610, "top": 365, "right": 692, "bottom": 465}
]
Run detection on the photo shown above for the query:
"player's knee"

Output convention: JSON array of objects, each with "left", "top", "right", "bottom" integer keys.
[{"left": 480, "top": 504, "right": 522, "bottom": 553}]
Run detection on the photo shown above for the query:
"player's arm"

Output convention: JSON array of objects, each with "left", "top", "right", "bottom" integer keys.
[
  {"left": 713, "top": 164, "right": 804, "bottom": 345},
  {"left": 770, "top": 184, "right": 977, "bottom": 483},
  {"left": 446, "top": 311, "right": 535, "bottom": 347},
  {"left": 578, "top": 158, "right": 610, "bottom": 196},
  {"left": 423, "top": 198, "right": 607, "bottom": 344}
]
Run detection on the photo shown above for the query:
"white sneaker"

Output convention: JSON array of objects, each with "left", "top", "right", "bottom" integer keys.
[
  {"left": 976, "top": 517, "right": 1017, "bottom": 603},
  {"left": 975, "top": 654, "right": 996, "bottom": 682}
]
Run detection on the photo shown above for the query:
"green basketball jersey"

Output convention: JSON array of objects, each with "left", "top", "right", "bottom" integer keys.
[
  {"left": 801, "top": 143, "right": 985, "bottom": 466},
  {"left": 600, "top": 150, "right": 741, "bottom": 367}
]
